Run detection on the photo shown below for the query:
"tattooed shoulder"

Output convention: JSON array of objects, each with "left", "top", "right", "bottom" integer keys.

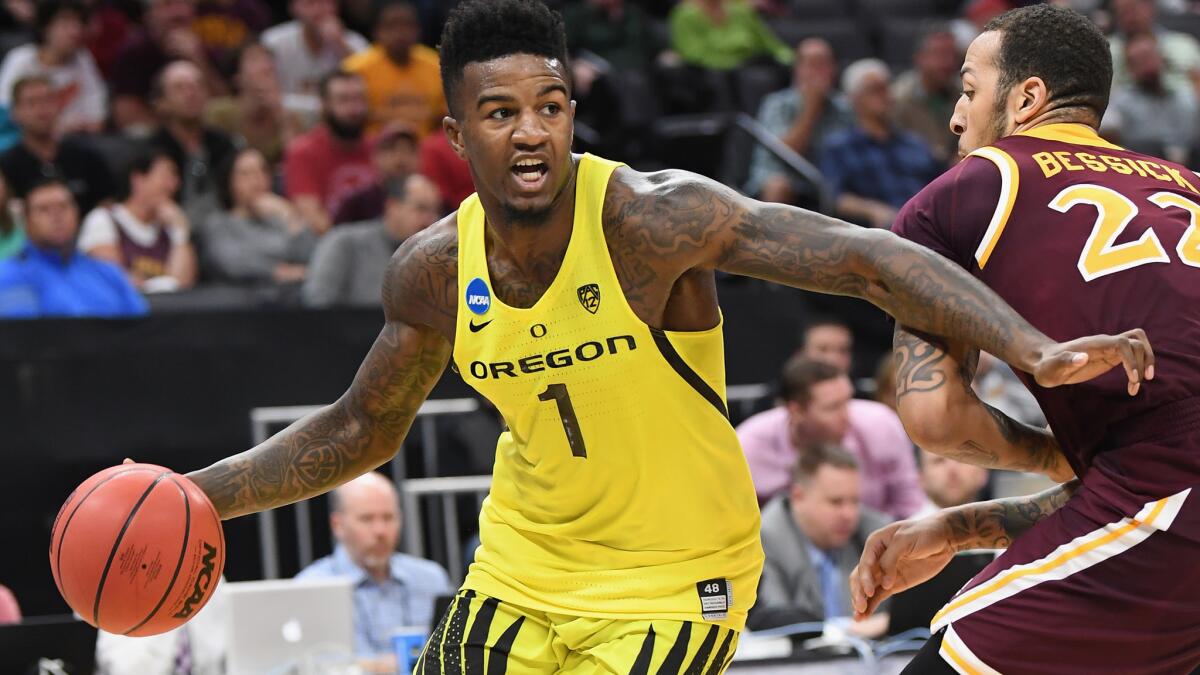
[{"left": 383, "top": 215, "right": 459, "bottom": 339}]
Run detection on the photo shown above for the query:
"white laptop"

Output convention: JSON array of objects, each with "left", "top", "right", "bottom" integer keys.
[{"left": 225, "top": 577, "right": 356, "bottom": 675}]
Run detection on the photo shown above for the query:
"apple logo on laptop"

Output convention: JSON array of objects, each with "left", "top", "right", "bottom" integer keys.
[{"left": 281, "top": 619, "right": 303, "bottom": 643}]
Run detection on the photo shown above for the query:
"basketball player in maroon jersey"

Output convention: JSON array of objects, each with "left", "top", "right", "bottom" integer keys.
[{"left": 852, "top": 5, "right": 1200, "bottom": 674}]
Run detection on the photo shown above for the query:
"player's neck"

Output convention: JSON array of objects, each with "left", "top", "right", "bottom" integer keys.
[
  {"left": 479, "top": 165, "right": 579, "bottom": 270},
  {"left": 1011, "top": 109, "right": 1096, "bottom": 136}
]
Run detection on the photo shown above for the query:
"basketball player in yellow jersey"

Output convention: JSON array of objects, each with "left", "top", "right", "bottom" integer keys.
[{"left": 180, "top": 1, "right": 1153, "bottom": 672}]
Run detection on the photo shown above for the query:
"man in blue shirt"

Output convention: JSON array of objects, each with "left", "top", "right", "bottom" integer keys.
[
  {"left": 0, "top": 179, "right": 146, "bottom": 318},
  {"left": 820, "top": 59, "right": 944, "bottom": 229},
  {"left": 297, "top": 471, "right": 451, "bottom": 663}
]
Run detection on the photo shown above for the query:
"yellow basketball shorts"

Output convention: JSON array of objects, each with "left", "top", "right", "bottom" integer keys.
[{"left": 415, "top": 590, "right": 740, "bottom": 674}]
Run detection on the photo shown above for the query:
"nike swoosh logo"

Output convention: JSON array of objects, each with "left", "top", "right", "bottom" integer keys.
[{"left": 469, "top": 319, "right": 493, "bottom": 333}]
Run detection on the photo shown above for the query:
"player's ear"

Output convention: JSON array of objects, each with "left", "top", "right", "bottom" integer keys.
[
  {"left": 1012, "top": 76, "right": 1049, "bottom": 124},
  {"left": 444, "top": 115, "right": 467, "bottom": 161}
]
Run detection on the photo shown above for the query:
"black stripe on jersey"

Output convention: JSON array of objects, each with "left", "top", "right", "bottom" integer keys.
[
  {"left": 442, "top": 590, "right": 475, "bottom": 675},
  {"left": 464, "top": 596, "right": 500, "bottom": 675},
  {"left": 649, "top": 328, "right": 729, "bottom": 419},
  {"left": 487, "top": 615, "right": 526, "bottom": 675},
  {"left": 683, "top": 625, "right": 720, "bottom": 674},
  {"left": 705, "top": 630, "right": 736, "bottom": 675},
  {"left": 422, "top": 594, "right": 455, "bottom": 675},
  {"left": 630, "top": 625, "right": 657, "bottom": 675},
  {"left": 655, "top": 620, "right": 691, "bottom": 675}
]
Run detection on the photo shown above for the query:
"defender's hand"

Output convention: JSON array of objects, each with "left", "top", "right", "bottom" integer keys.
[
  {"left": 850, "top": 516, "right": 957, "bottom": 620},
  {"left": 1032, "top": 328, "right": 1155, "bottom": 395}
]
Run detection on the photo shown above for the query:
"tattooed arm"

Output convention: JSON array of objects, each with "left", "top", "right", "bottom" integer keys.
[
  {"left": 186, "top": 222, "right": 458, "bottom": 520},
  {"left": 606, "top": 169, "right": 1153, "bottom": 388},
  {"left": 850, "top": 480, "right": 1080, "bottom": 619},
  {"left": 893, "top": 324, "right": 1074, "bottom": 481}
]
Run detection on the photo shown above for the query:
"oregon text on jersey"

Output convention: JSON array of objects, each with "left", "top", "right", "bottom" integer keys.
[{"left": 466, "top": 335, "right": 637, "bottom": 380}]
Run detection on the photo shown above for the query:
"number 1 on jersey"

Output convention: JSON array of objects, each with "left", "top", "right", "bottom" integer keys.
[{"left": 537, "top": 383, "right": 588, "bottom": 458}]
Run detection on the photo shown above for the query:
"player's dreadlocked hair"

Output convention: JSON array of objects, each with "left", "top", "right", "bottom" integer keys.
[
  {"left": 984, "top": 4, "right": 1112, "bottom": 124},
  {"left": 438, "top": 0, "right": 569, "bottom": 117}
]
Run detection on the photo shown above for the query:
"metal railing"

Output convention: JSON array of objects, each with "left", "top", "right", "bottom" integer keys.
[{"left": 250, "top": 384, "right": 773, "bottom": 581}]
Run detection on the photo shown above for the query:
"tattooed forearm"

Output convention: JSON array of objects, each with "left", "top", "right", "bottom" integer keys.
[
  {"left": 943, "top": 480, "right": 1080, "bottom": 551},
  {"left": 188, "top": 222, "right": 458, "bottom": 519},
  {"left": 189, "top": 323, "right": 451, "bottom": 519}
]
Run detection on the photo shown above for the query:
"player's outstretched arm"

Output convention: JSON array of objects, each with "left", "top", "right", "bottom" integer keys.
[
  {"left": 187, "top": 227, "right": 457, "bottom": 520},
  {"left": 606, "top": 169, "right": 1153, "bottom": 389},
  {"left": 892, "top": 325, "right": 1074, "bottom": 482},
  {"left": 849, "top": 479, "right": 1080, "bottom": 620}
]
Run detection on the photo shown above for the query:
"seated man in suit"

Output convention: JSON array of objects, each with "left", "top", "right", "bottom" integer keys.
[{"left": 748, "top": 444, "right": 892, "bottom": 638}]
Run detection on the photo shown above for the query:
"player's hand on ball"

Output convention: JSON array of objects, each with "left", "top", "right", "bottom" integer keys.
[
  {"left": 1033, "top": 328, "right": 1155, "bottom": 395},
  {"left": 850, "top": 515, "right": 957, "bottom": 621}
]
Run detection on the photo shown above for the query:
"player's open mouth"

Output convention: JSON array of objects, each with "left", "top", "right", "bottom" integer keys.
[{"left": 511, "top": 159, "right": 549, "bottom": 191}]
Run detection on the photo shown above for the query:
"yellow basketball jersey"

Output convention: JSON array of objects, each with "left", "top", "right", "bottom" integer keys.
[{"left": 454, "top": 154, "right": 763, "bottom": 631}]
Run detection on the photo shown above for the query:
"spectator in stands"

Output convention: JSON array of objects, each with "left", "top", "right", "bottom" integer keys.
[
  {"left": 820, "top": 59, "right": 943, "bottom": 229},
  {"left": 333, "top": 122, "right": 419, "bottom": 225},
  {"left": 0, "top": 75, "right": 115, "bottom": 214},
  {"left": 205, "top": 42, "right": 304, "bottom": 165},
  {"left": 794, "top": 316, "right": 854, "bottom": 374},
  {"left": 297, "top": 471, "right": 452, "bottom": 661},
  {"left": 738, "top": 355, "right": 924, "bottom": 519},
  {"left": 913, "top": 448, "right": 990, "bottom": 518},
  {"left": 746, "top": 38, "right": 852, "bottom": 204},
  {"left": 95, "top": 578, "right": 229, "bottom": 675},
  {"left": 0, "top": 179, "right": 146, "bottom": 317},
  {"left": 564, "top": 0, "right": 662, "bottom": 73},
  {"left": 1110, "top": 0, "right": 1200, "bottom": 97},
  {"left": 110, "top": 0, "right": 228, "bottom": 132},
  {"left": 748, "top": 444, "right": 892, "bottom": 637},
  {"left": 342, "top": 0, "right": 446, "bottom": 137},
  {"left": 283, "top": 69, "right": 375, "bottom": 234},
  {"left": 190, "top": 0, "right": 272, "bottom": 78},
  {"left": 304, "top": 173, "right": 440, "bottom": 307},
  {"left": 263, "top": 0, "right": 369, "bottom": 119},
  {"left": 199, "top": 147, "right": 316, "bottom": 287},
  {"left": 0, "top": 583, "right": 20, "bottom": 623},
  {"left": 78, "top": 148, "right": 197, "bottom": 292},
  {"left": 0, "top": 0, "right": 107, "bottom": 135},
  {"left": 0, "top": 175, "right": 22, "bottom": 259},
  {"left": 873, "top": 352, "right": 898, "bottom": 412},
  {"left": 891, "top": 27, "right": 961, "bottom": 164},
  {"left": 668, "top": 0, "right": 791, "bottom": 71},
  {"left": 84, "top": 0, "right": 134, "bottom": 80},
  {"left": 419, "top": 126, "right": 474, "bottom": 210},
  {"left": 1102, "top": 33, "right": 1198, "bottom": 164},
  {"left": 150, "top": 59, "right": 238, "bottom": 227},
  {"left": 972, "top": 352, "right": 1047, "bottom": 427}
]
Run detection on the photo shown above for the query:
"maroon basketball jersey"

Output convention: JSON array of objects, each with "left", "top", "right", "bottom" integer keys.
[{"left": 894, "top": 123, "right": 1200, "bottom": 486}]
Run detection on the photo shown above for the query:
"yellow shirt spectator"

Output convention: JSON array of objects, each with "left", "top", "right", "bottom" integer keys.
[{"left": 343, "top": 44, "right": 447, "bottom": 137}]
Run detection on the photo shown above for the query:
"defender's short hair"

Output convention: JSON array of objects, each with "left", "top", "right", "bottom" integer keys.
[
  {"left": 983, "top": 5, "right": 1112, "bottom": 123},
  {"left": 438, "top": 0, "right": 570, "bottom": 116}
]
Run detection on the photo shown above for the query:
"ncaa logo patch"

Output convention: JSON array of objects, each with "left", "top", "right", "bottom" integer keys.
[
  {"left": 465, "top": 277, "right": 491, "bottom": 315},
  {"left": 577, "top": 284, "right": 600, "bottom": 314}
]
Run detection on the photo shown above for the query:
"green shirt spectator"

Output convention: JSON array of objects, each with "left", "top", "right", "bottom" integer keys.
[
  {"left": 563, "top": 0, "right": 662, "bottom": 72},
  {"left": 0, "top": 220, "right": 23, "bottom": 260},
  {"left": 669, "top": 0, "right": 792, "bottom": 71}
]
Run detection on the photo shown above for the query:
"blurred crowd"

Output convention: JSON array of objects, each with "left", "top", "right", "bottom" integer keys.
[{"left": 0, "top": 0, "right": 1196, "bottom": 317}]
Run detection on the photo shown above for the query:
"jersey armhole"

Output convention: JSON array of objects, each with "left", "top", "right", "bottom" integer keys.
[{"left": 963, "top": 147, "right": 1018, "bottom": 270}]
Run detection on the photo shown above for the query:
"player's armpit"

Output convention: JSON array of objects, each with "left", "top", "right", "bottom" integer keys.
[
  {"left": 187, "top": 226, "right": 458, "bottom": 520},
  {"left": 892, "top": 324, "right": 1075, "bottom": 483}
]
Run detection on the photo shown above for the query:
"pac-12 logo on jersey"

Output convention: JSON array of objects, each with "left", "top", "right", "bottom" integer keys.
[
  {"left": 577, "top": 283, "right": 600, "bottom": 314},
  {"left": 466, "top": 277, "right": 491, "bottom": 315}
]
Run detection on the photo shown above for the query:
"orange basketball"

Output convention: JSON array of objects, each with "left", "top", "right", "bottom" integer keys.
[{"left": 49, "top": 463, "right": 226, "bottom": 637}]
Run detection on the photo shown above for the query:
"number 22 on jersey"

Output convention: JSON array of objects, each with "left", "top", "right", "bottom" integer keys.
[{"left": 1049, "top": 184, "right": 1200, "bottom": 281}]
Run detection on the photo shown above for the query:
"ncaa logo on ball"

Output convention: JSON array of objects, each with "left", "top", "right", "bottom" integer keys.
[{"left": 465, "top": 277, "right": 491, "bottom": 315}]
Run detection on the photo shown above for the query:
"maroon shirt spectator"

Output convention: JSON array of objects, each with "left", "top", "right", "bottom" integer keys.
[
  {"left": 284, "top": 69, "right": 374, "bottom": 234},
  {"left": 192, "top": 0, "right": 272, "bottom": 76},
  {"left": 418, "top": 130, "right": 474, "bottom": 210},
  {"left": 332, "top": 122, "right": 418, "bottom": 225},
  {"left": 109, "top": 0, "right": 229, "bottom": 131}
]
